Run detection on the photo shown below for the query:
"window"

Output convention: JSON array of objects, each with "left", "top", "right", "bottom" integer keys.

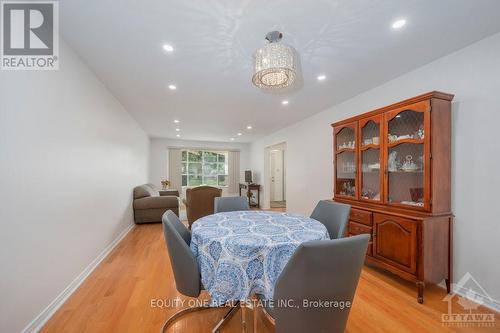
[{"left": 181, "top": 150, "right": 228, "bottom": 187}]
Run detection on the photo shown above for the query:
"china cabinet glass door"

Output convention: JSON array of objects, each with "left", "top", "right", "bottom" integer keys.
[
  {"left": 335, "top": 123, "right": 357, "bottom": 198},
  {"left": 360, "top": 116, "right": 382, "bottom": 202},
  {"left": 384, "top": 103, "right": 430, "bottom": 209}
]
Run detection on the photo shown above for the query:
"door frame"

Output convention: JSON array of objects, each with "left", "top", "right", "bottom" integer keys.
[
  {"left": 270, "top": 149, "right": 285, "bottom": 201},
  {"left": 264, "top": 142, "right": 287, "bottom": 209}
]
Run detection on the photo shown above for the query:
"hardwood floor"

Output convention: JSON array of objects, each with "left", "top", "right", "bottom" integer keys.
[{"left": 41, "top": 222, "right": 499, "bottom": 333}]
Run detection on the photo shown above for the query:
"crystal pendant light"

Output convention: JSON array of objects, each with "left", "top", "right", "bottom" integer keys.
[{"left": 252, "top": 31, "right": 297, "bottom": 89}]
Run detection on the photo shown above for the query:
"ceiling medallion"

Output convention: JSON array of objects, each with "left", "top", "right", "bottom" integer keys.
[{"left": 252, "top": 31, "right": 297, "bottom": 89}]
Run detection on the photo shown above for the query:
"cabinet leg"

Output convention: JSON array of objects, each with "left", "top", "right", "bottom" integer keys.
[
  {"left": 416, "top": 281, "right": 425, "bottom": 304},
  {"left": 445, "top": 278, "right": 451, "bottom": 294}
]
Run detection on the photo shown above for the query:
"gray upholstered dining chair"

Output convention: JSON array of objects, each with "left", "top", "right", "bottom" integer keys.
[
  {"left": 161, "top": 210, "right": 239, "bottom": 332},
  {"left": 310, "top": 200, "right": 351, "bottom": 239},
  {"left": 257, "top": 234, "right": 369, "bottom": 333},
  {"left": 214, "top": 196, "right": 250, "bottom": 213}
]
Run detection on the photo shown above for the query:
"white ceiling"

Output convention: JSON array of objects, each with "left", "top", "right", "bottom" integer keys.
[{"left": 61, "top": 0, "right": 500, "bottom": 142}]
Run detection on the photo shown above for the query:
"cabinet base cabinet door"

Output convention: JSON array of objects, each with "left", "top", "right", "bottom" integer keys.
[{"left": 373, "top": 213, "right": 418, "bottom": 274}]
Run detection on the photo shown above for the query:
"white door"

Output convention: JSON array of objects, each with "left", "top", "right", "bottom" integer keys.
[{"left": 270, "top": 150, "right": 284, "bottom": 201}]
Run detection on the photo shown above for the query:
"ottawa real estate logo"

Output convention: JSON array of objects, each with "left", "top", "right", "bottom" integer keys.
[
  {"left": 1, "top": 0, "right": 59, "bottom": 70},
  {"left": 442, "top": 272, "right": 497, "bottom": 328}
]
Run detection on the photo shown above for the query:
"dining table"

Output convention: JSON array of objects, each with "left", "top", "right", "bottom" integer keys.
[{"left": 190, "top": 210, "right": 330, "bottom": 305}]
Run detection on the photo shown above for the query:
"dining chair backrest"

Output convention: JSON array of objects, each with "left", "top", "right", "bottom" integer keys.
[
  {"left": 310, "top": 200, "right": 351, "bottom": 239},
  {"left": 273, "top": 234, "right": 369, "bottom": 333},
  {"left": 162, "top": 210, "right": 200, "bottom": 297},
  {"left": 214, "top": 196, "right": 250, "bottom": 213}
]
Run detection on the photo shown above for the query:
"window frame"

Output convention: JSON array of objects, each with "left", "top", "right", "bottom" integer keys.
[{"left": 181, "top": 149, "right": 229, "bottom": 187}]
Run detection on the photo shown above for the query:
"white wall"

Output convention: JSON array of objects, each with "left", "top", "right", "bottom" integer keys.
[
  {"left": 149, "top": 138, "right": 251, "bottom": 196},
  {"left": 0, "top": 41, "right": 149, "bottom": 332},
  {"left": 250, "top": 32, "right": 500, "bottom": 304}
]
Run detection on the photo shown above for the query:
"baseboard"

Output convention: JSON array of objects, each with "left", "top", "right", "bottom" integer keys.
[
  {"left": 453, "top": 284, "right": 500, "bottom": 313},
  {"left": 21, "top": 223, "right": 135, "bottom": 333},
  {"left": 437, "top": 279, "right": 500, "bottom": 313}
]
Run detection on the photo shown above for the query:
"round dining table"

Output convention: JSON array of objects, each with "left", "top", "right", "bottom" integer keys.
[{"left": 190, "top": 210, "right": 330, "bottom": 305}]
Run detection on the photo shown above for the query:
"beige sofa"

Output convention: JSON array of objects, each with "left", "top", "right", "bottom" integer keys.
[{"left": 133, "top": 184, "right": 179, "bottom": 224}]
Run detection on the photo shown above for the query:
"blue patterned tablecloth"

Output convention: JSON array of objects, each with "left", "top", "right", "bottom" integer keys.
[{"left": 190, "top": 210, "right": 329, "bottom": 305}]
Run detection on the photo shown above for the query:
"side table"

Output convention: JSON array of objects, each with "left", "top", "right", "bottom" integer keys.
[{"left": 239, "top": 183, "right": 260, "bottom": 208}]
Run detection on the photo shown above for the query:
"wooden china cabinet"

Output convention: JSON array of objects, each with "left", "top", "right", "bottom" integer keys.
[{"left": 332, "top": 91, "right": 454, "bottom": 303}]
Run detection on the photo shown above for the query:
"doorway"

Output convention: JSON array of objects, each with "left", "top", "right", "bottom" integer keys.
[{"left": 268, "top": 143, "right": 286, "bottom": 209}]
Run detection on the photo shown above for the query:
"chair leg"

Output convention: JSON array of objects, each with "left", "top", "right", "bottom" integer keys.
[
  {"left": 260, "top": 305, "right": 276, "bottom": 326},
  {"left": 211, "top": 301, "right": 240, "bottom": 333},
  {"left": 160, "top": 305, "right": 212, "bottom": 333},
  {"left": 160, "top": 301, "right": 241, "bottom": 333}
]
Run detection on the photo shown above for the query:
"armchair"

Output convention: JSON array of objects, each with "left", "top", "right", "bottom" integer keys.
[{"left": 183, "top": 186, "right": 222, "bottom": 228}]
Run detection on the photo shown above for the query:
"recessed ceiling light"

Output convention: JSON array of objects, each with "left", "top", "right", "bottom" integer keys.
[
  {"left": 176, "top": 134, "right": 180, "bottom": 137},
  {"left": 175, "top": 128, "right": 180, "bottom": 132},
  {"left": 168, "top": 84, "right": 177, "bottom": 90},
  {"left": 317, "top": 74, "right": 326, "bottom": 81},
  {"left": 281, "top": 100, "right": 289, "bottom": 105},
  {"left": 237, "top": 132, "right": 242, "bottom": 136},
  {"left": 230, "top": 138, "right": 235, "bottom": 141},
  {"left": 247, "top": 125, "right": 252, "bottom": 130},
  {"left": 163, "top": 44, "right": 174, "bottom": 52},
  {"left": 392, "top": 19, "right": 407, "bottom": 29},
  {"left": 174, "top": 119, "right": 180, "bottom": 123}
]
